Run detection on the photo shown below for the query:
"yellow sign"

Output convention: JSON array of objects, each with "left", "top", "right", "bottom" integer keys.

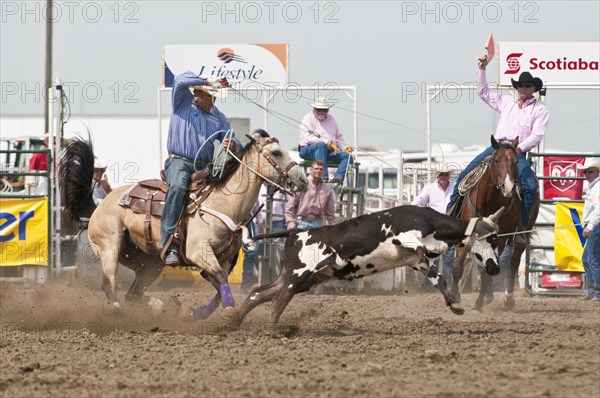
[
  {"left": 554, "top": 202, "right": 585, "bottom": 272},
  {"left": 0, "top": 198, "right": 48, "bottom": 266},
  {"left": 161, "top": 249, "right": 244, "bottom": 283}
]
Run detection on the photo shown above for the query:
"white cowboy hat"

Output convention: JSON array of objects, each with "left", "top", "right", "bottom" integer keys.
[
  {"left": 94, "top": 160, "right": 107, "bottom": 170},
  {"left": 435, "top": 165, "right": 458, "bottom": 176},
  {"left": 310, "top": 97, "right": 333, "bottom": 109},
  {"left": 577, "top": 158, "right": 600, "bottom": 171}
]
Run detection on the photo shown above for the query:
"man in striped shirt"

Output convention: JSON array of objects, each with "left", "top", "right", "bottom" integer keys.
[{"left": 161, "top": 71, "right": 241, "bottom": 266}]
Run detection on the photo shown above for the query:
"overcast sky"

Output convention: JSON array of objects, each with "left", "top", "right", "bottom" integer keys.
[{"left": 1, "top": 0, "right": 599, "bottom": 153}]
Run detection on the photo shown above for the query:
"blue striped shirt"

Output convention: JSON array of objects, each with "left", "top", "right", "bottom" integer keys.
[{"left": 167, "top": 71, "right": 238, "bottom": 161}]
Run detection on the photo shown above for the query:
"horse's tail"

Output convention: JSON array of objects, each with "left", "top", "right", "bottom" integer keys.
[
  {"left": 252, "top": 230, "right": 292, "bottom": 241},
  {"left": 59, "top": 138, "right": 96, "bottom": 225}
]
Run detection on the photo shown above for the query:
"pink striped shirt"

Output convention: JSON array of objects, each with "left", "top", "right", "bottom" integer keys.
[
  {"left": 477, "top": 70, "right": 549, "bottom": 153},
  {"left": 299, "top": 110, "right": 346, "bottom": 148},
  {"left": 285, "top": 175, "right": 335, "bottom": 228}
]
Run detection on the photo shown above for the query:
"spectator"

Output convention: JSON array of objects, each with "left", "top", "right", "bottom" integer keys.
[
  {"left": 260, "top": 184, "right": 289, "bottom": 277},
  {"left": 241, "top": 200, "right": 264, "bottom": 293},
  {"left": 92, "top": 161, "right": 112, "bottom": 205},
  {"left": 298, "top": 97, "right": 353, "bottom": 185},
  {"left": 29, "top": 134, "right": 49, "bottom": 172},
  {"left": 577, "top": 158, "right": 600, "bottom": 301},
  {"left": 28, "top": 134, "right": 49, "bottom": 195},
  {"left": 286, "top": 160, "right": 336, "bottom": 230},
  {"left": 412, "top": 167, "right": 456, "bottom": 213},
  {"left": 412, "top": 167, "right": 456, "bottom": 285}
]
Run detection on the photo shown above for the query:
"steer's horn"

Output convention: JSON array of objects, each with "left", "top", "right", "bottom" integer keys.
[{"left": 488, "top": 206, "right": 506, "bottom": 224}]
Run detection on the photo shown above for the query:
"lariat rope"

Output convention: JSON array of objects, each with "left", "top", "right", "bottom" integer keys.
[
  {"left": 498, "top": 223, "right": 586, "bottom": 238},
  {"left": 458, "top": 161, "right": 488, "bottom": 196}
]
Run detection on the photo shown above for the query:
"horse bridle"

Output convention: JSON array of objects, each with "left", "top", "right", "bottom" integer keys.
[
  {"left": 488, "top": 142, "right": 518, "bottom": 191},
  {"left": 252, "top": 137, "right": 299, "bottom": 195}
]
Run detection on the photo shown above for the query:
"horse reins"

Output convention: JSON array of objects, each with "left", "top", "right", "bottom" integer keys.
[{"left": 225, "top": 138, "right": 299, "bottom": 196}]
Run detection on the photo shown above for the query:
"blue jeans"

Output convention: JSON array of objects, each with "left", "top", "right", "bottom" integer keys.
[
  {"left": 160, "top": 156, "right": 200, "bottom": 247},
  {"left": 299, "top": 141, "right": 353, "bottom": 180},
  {"left": 241, "top": 221, "right": 258, "bottom": 289},
  {"left": 297, "top": 218, "right": 324, "bottom": 230},
  {"left": 582, "top": 227, "right": 600, "bottom": 298},
  {"left": 442, "top": 248, "right": 454, "bottom": 287},
  {"left": 447, "top": 146, "right": 536, "bottom": 226}
]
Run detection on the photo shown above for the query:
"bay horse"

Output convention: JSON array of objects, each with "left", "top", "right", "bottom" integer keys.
[
  {"left": 60, "top": 131, "right": 308, "bottom": 318},
  {"left": 451, "top": 136, "right": 540, "bottom": 311}
]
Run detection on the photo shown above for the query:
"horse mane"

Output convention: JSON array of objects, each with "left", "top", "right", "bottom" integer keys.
[
  {"left": 59, "top": 138, "right": 97, "bottom": 220},
  {"left": 207, "top": 130, "right": 272, "bottom": 188}
]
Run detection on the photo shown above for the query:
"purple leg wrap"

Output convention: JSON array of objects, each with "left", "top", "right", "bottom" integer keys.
[
  {"left": 190, "top": 298, "right": 219, "bottom": 320},
  {"left": 219, "top": 282, "right": 235, "bottom": 308}
]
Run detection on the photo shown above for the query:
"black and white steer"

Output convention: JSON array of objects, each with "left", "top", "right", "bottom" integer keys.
[{"left": 233, "top": 205, "right": 502, "bottom": 326}]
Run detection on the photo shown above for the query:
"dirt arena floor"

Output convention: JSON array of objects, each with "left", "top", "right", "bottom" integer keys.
[{"left": 1, "top": 275, "right": 599, "bottom": 398}]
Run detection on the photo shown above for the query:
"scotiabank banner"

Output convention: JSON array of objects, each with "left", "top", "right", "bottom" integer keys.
[
  {"left": 163, "top": 44, "right": 288, "bottom": 88},
  {"left": 498, "top": 42, "right": 599, "bottom": 86}
]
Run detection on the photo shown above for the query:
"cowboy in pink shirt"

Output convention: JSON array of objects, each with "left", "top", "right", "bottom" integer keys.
[
  {"left": 477, "top": 69, "right": 549, "bottom": 153},
  {"left": 448, "top": 55, "right": 550, "bottom": 241},
  {"left": 298, "top": 97, "right": 354, "bottom": 185},
  {"left": 285, "top": 160, "right": 336, "bottom": 229}
]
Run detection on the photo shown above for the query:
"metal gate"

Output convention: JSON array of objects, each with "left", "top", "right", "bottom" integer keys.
[{"left": 524, "top": 151, "right": 598, "bottom": 296}]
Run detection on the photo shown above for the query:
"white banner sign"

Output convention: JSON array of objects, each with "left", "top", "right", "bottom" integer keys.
[
  {"left": 498, "top": 42, "right": 599, "bottom": 86},
  {"left": 163, "top": 44, "right": 288, "bottom": 88}
]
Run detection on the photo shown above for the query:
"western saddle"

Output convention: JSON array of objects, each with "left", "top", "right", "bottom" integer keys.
[{"left": 118, "top": 170, "right": 213, "bottom": 259}]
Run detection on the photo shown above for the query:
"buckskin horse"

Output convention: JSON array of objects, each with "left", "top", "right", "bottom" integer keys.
[
  {"left": 450, "top": 136, "right": 540, "bottom": 311},
  {"left": 60, "top": 130, "right": 308, "bottom": 318}
]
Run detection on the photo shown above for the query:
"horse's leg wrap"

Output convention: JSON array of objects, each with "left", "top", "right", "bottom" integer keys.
[
  {"left": 191, "top": 297, "right": 221, "bottom": 319},
  {"left": 219, "top": 282, "right": 235, "bottom": 308}
]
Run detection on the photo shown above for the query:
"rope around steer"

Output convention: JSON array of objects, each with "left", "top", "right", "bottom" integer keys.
[{"left": 498, "top": 222, "right": 585, "bottom": 238}]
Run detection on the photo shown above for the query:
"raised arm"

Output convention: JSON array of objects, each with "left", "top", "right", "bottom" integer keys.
[{"left": 172, "top": 71, "right": 206, "bottom": 111}]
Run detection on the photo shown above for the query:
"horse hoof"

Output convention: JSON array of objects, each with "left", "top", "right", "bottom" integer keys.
[
  {"left": 112, "top": 302, "right": 121, "bottom": 311},
  {"left": 188, "top": 307, "right": 210, "bottom": 320},
  {"left": 449, "top": 303, "right": 465, "bottom": 315},
  {"left": 504, "top": 295, "right": 516, "bottom": 310},
  {"left": 221, "top": 306, "right": 238, "bottom": 320}
]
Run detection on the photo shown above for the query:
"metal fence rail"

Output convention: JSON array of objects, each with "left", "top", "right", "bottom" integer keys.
[{"left": 525, "top": 151, "right": 599, "bottom": 296}]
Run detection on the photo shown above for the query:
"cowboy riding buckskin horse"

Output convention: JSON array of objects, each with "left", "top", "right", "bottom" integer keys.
[{"left": 60, "top": 130, "right": 308, "bottom": 318}]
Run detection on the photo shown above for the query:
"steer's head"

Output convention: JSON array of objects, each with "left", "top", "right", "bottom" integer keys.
[{"left": 463, "top": 207, "right": 504, "bottom": 276}]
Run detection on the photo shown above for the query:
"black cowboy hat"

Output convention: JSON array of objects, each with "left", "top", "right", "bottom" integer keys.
[{"left": 511, "top": 72, "right": 543, "bottom": 92}]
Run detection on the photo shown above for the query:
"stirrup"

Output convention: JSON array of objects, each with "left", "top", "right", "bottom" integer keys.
[{"left": 164, "top": 249, "right": 180, "bottom": 266}]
